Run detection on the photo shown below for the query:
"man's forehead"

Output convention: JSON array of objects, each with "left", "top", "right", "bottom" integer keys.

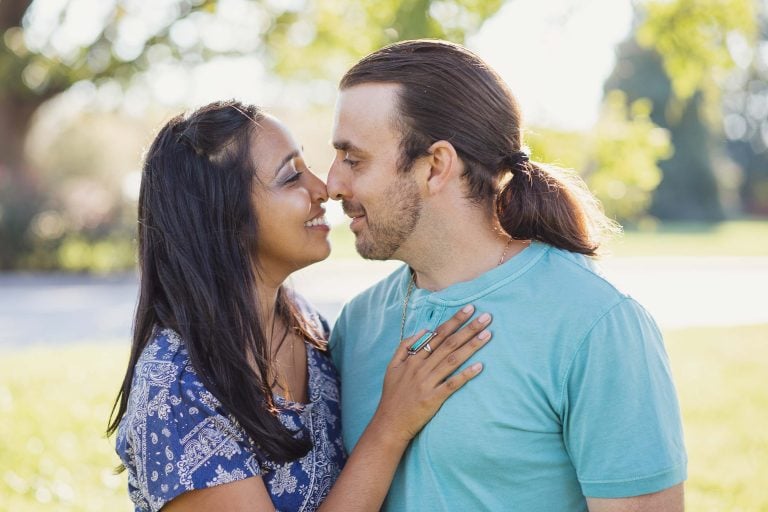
[
  {"left": 339, "top": 82, "right": 399, "bottom": 103},
  {"left": 333, "top": 83, "right": 401, "bottom": 146}
]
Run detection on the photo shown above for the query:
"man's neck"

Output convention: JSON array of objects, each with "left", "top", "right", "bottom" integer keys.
[{"left": 401, "top": 221, "right": 527, "bottom": 292}]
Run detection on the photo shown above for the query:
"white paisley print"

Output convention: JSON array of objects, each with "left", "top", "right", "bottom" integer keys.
[{"left": 116, "top": 305, "right": 346, "bottom": 512}]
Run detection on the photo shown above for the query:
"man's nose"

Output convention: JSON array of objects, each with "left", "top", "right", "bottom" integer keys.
[{"left": 326, "top": 159, "right": 348, "bottom": 201}]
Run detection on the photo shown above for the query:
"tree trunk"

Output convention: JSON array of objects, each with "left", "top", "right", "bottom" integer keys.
[
  {"left": 0, "top": 96, "right": 37, "bottom": 177},
  {"left": 0, "top": 94, "right": 44, "bottom": 269}
]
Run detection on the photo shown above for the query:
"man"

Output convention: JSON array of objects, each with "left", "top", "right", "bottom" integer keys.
[{"left": 326, "top": 40, "right": 686, "bottom": 511}]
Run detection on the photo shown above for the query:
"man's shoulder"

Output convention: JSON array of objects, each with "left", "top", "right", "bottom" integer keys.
[{"left": 541, "top": 246, "right": 629, "bottom": 301}]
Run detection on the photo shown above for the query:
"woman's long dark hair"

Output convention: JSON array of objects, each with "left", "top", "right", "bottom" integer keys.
[
  {"left": 341, "top": 39, "right": 620, "bottom": 256},
  {"left": 107, "top": 100, "right": 320, "bottom": 463}
]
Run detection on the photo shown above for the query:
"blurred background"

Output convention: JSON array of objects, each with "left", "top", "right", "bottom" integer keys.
[{"left": 0, "top": 0, "right": 766, "bottom": 510}]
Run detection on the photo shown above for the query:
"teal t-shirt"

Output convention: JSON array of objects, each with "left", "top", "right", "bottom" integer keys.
[{"left": 330, "top": 242, "right": 686, "bottom": 511}]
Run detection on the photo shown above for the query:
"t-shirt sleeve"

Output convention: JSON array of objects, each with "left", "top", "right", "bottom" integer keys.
[
  {"left": 562, "top": 297, "right": 687, "bottom": 498},
  {"left": 328, "top": 303, "right": 348, "bottom": 373},
  {"left": 133, "top": 357, "right": 263, "bottom": 511}
]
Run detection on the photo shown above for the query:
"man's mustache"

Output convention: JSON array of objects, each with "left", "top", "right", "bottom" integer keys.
[{"left": 342, "top": 200, "right": 365, "bottom": 217}]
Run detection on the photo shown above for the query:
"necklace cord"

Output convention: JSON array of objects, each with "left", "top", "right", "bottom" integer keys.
[{"left": 400, "top": 237, "right": 517, "bottom": 343}]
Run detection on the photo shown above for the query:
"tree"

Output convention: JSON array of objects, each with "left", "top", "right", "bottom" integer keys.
[
  {"left": 603, "top": 0, "right": 759, "bottom": 221},
  {"left": 722, "top": 8, "right": 768, "bottom": 215},
  {"left": 0, "top": 0, "right": 505, "bottom": 268}
]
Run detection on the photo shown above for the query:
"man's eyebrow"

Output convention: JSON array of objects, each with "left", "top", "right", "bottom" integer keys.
[
  {"left": 332, "top": 140, "right": 364, "bottom": 154},
  {"left": 274, "top": 150, "right": 300, "bottom": 177}
]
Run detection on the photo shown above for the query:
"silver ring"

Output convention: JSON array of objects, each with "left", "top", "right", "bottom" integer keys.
[
  {"left": 407, "top": 331, "right": 437, "bottom": 355},
  {"left": 423, "top": 342, "right": 432, "bottom": 354}
]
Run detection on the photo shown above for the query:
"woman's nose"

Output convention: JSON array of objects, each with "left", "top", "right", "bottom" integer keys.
[
  {"left": 310, "top": 173, "right": 328, "bottom": 203},
  {"left": 326, "top": 159, "right": 348, "bottom": 201}
]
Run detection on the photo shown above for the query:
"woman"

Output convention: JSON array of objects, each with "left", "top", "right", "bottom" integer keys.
[{"left": 107, "top": 100, "right": 492, "bottom": 511}]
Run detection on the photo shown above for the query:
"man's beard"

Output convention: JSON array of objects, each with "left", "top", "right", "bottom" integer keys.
[{"left": 343, "top": 175, "right": 422, "bottom": 260}]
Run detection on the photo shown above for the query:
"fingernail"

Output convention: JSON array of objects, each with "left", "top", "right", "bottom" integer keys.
[
  {"left": 478, "top": 313, "right": 491, "bottom": 324},
  {"left": 462, "top": 304, "right": 474, "bottom": 314},
  {"left": 478, "top": 330, "right": 491, "bottom": 340},
  {"left": 471, "top": 363, "right": 483, "bottom": 372}
]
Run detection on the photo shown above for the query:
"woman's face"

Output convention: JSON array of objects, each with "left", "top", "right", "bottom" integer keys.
[{"left": 250, "top": 115, "right": 331, "bottom": 280}]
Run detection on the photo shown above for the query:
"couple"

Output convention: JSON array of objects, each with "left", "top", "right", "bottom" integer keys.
[{"left": 109, "top": 40, "right": 687, "bottom": 511}]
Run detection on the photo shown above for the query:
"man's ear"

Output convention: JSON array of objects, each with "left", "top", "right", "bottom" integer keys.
[{"left": 423, "top": 140, "right": 460, "bottom": 196}]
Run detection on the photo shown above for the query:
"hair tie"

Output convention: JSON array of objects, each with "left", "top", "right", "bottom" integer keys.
[
  {"left": 500, "top": 151, "right": 530, "bottom": 171},
  {"left": 501, "top": 150, "right": 529, "bottom": 171}
]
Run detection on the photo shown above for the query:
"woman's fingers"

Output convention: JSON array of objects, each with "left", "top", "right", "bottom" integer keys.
[
  {"left": 390, "top": 332, "right": 425, "bottom": 367},
  {"left": 424, "top": 312, "right": 492, "bottom": 370},
  {"left": 406, "top": 304, "right": 476, "bottom": 356},
  {"left": 431, "top": 327, "right": 492, "bottom": 378},
  {"left": 437, "top": 362, "right": 484, "bottom": 399}
]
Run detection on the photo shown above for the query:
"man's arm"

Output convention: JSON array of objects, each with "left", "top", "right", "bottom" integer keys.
[{"left": 587, "top": 483, "right": 684, "bottom": 512}]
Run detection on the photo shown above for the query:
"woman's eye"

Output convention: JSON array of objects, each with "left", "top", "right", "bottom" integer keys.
[{"left": 285, "top": 171, "right": 303, "bottom": 184}]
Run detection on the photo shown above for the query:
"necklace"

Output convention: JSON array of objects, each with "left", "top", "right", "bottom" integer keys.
[
  {"left": 498, "top": 237, "right": 513, "bottom": 266},
  {"left": 399, "top": 237, "right": 516, "bottom": 344},
  {"left": 399, "top": 274, "right": 416, "bottom": 343},
  {"left": 269, "top": 318, "right": 297, "bottom": 402}
]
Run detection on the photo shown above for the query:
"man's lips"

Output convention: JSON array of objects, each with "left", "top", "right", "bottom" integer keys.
[{"left": 348, "top": 213, "right": 366, "bottom": 230}]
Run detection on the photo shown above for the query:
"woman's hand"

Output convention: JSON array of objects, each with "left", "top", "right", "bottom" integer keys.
[
  {"left": 316, "top": 306, "right": 491, "bottom": 512},
  {"left": 372, "top": 305, "right": 492, "bottom": 443}
]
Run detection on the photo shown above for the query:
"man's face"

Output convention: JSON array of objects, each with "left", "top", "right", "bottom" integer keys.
[{"left": 327, "top": 83, "right": 422, "bottom": 260}]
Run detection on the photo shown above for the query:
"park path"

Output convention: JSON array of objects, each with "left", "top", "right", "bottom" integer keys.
[{"left": 1, "top": 256, "right": 767, "bottom": 349}]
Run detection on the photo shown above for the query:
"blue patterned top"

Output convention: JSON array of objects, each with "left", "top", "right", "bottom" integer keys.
[{"left": 116, "top": 314, "right": 346, "bottom": 511}]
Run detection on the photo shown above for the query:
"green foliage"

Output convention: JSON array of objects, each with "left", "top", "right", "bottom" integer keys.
[
  {"left": 589, "top": 91, "right": 670, "bottom": 223},
  {"left": 723, "top": 9, "right": 768, "bottom": 215},
  {"left": 525, "top": 127, "right": 589, "bottom": 171},
  {"left": 2, "top": 0, "right": 504, "bottom": 101},
  {"left": 0, "top": 0, "right": 505, "bottom": 271},
  {"left": 627, "top": 0, "right": 768, "bottom": 218},
  {"left": 605, "top": 38, "right": 725, "bottom": 221},
  {"left": 525, "top": 92, "right": 671, "bottom": 224},
  {"left": 637, "top": 0, "right": 757, "bottom": 104},
  {"left": 264, "top": 0, "right": 504, "bottom": 80},
  {"left": 652, "top": 90, "right": 725, "bottom": 220}
]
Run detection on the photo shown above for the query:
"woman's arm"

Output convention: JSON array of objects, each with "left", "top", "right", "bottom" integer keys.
[
  {"left": 158, "top": 307, "right": 489, "bottom": 512},
  {"left": 161, "top": 476, "right": 276, "bottom": 512}
]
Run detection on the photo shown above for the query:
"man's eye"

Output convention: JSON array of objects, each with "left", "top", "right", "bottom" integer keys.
[{"left": 343, "top": 157, "right": 358, "bottom": 168}]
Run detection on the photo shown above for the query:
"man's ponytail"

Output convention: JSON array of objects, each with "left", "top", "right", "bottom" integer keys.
[{"left": 496, "top": 160, "right": 619, "bottom": 257}]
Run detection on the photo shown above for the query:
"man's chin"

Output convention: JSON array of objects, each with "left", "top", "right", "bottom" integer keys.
[{"left": 355, "top": 239, "right": 398, "bottom": 261}]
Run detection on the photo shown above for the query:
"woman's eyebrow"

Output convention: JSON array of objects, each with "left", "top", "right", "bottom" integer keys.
[{"left": 274, "top": 150, "right": 300, "bottom": 177}]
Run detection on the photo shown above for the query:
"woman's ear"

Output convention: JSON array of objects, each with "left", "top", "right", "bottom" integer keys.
[{"left": 423, "top": 140, "right": 460, "bottom": 196}]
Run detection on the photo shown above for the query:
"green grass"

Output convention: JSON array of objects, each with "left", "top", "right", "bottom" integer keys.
[
  {"left": 665, "top": 324, "right": 768, "bottom": 512},
  {"left": 2, "top": 325, "right": 767, "bottom": 511},
  {"left": 607, "top": 219, "right": 768, "bottom": 257},
  {"left": 0, "top": 343, "right": 132, "bottom": 512},
  {"left": 329, "top": 219, "right": 768, "bottom": 259}
]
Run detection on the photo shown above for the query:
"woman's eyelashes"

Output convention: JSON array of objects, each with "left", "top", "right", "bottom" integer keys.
[
  {"left": 283, "top": 170, "right": 303, "bottom": 184},
  {"left": 278, "top": 157, "right": 312, "bottom": 186}
]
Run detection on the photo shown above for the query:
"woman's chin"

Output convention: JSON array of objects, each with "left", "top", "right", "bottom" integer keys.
[{"left": 298, "top": 242, "right": 332, "bottom": 269}]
